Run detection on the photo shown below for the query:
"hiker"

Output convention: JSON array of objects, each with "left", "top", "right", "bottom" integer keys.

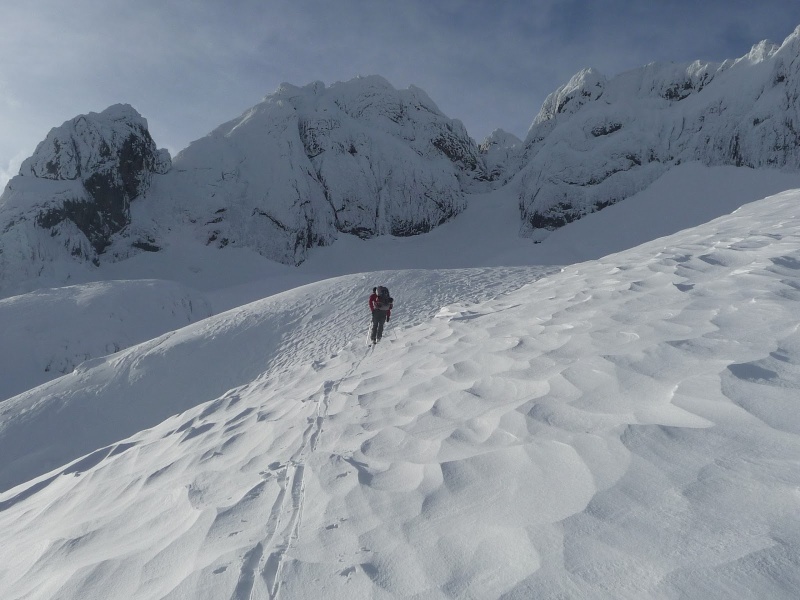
[{"left": 369, "top": 286, "right": 393, "bottom": 344}]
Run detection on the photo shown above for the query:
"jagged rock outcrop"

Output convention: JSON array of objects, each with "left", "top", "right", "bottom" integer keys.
[
  {"left": 515, "top": 26, "right": 800, "bottom": 237},
  {"left": 148, "top": 76, "right": 486, "bottom": 265},
  {"left": 0, "top": 105, "right": 170, "bottom": 286}
]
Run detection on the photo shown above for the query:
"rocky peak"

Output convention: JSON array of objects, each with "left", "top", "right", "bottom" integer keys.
[
  {"left": 21, "top": 104, "right": 170, "bottom": 182},
  {"left": 0, "top": 104, "right": 171, "bottom": 292},
  {"left": 533, "top": 68, "right": 607, "bottom": 125},
  {"left": 17, "top": 104, "right": 171, "bottom": 256}
]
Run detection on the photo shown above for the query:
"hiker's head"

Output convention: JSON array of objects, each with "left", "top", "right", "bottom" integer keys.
[{"left": 373, "top": 287, "right": 377, "bottom": 294}]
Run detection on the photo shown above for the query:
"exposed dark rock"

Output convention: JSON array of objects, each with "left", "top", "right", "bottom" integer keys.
[{"left": 591, "top": 123, "right": 623, "bottom": 137}]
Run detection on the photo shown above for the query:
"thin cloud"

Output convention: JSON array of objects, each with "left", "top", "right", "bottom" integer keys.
[{"left": 1, "top": 0, "right": 799, "bottom": 175}]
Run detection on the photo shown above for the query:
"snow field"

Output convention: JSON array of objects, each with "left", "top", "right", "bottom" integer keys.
[{"left": 1, "top": 189, "right": 800, "bottom": 598}]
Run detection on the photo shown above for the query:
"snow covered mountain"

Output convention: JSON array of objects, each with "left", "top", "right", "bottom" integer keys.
[
  {"left": 0, "top": 76, "right": 485, "bottom": 294},
  {"left": 516, "top": 26, "right": 800, "bottom": 237},
  {"left": 143, "top": 75, "right": 486, "bottom": 267},
  {"left": 2, "top": 22, "right": 800, "bottom": 599},
  {"left": 4, "top": 28, "right": 800, "bottom": 291},
  {"left": 1, "top": 184, "right": 799, "bottom": 598},
  {"left": 478, "top": 128, "right": 523, "bottom": 183},
  {"left": 0, "top": 105, "right": 170, "bottom": 288}
]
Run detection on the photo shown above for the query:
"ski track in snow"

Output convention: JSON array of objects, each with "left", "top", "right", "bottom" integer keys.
[{"left": 1, "top": 192, "right": 800, "bottom": 597}]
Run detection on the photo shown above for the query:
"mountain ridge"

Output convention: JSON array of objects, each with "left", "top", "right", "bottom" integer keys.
[
  {"left": 2, "top": 27, "right": 800, "bottom": 293},
  {"left": 516, "top": 25, "right": 800, "bottom": 235}
]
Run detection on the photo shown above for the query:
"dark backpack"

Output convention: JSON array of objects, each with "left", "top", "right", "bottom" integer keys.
[{"left": 376, "top": 286, "right": 393, "bottom": 311}]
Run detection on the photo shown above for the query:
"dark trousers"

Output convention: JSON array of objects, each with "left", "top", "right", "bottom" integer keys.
[{"left": 370, "top": 310, "right": 387, "bottom": 342}]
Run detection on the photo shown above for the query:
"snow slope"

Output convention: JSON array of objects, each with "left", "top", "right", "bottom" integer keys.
[
  {"left": 0, "top": 280, "right": 212, "bottom": 402},
  {"left": 1, "top": 179, "right": 799, "bottom": 597},
  {"left": 3, "top": 163, "right": 799, "bottom": 408}
]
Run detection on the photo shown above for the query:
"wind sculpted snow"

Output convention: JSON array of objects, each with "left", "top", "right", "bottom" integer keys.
[
  {"left": 0, "top": 266, "right": 557, "bottom": 494},
  {"left": 1, "top": 188, "right": 799, "bottom": 598}
]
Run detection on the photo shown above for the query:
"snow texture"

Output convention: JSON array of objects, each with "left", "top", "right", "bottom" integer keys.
[{"left": 0, "top": 165, "right": 799, "bottom": 599}]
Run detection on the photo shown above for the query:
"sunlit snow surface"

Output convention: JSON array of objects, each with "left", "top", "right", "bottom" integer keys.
[{"left": 1, "top": 166, "right": 800, "bottom": 598}]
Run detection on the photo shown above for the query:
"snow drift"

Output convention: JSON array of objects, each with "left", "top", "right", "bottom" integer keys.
[{"left": 0, "top": 279, "right": 212, "bottom": 402}]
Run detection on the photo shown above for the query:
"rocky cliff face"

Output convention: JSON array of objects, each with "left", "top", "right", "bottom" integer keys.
[
  {"left": 0, "top": 105, "right": 170, "bottom": 287},
  {"left": 514, "top": 26, "right": 800, "bottom": 237}
]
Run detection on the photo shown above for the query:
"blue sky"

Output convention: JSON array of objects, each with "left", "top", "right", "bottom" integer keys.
[{"left": 2, "top": 0, "right": 800, "bottom": 188}]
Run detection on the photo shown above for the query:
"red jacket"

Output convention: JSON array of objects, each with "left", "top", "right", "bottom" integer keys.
[{"left": 369, "top": 293, "right": 391, "bottom": 318}]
